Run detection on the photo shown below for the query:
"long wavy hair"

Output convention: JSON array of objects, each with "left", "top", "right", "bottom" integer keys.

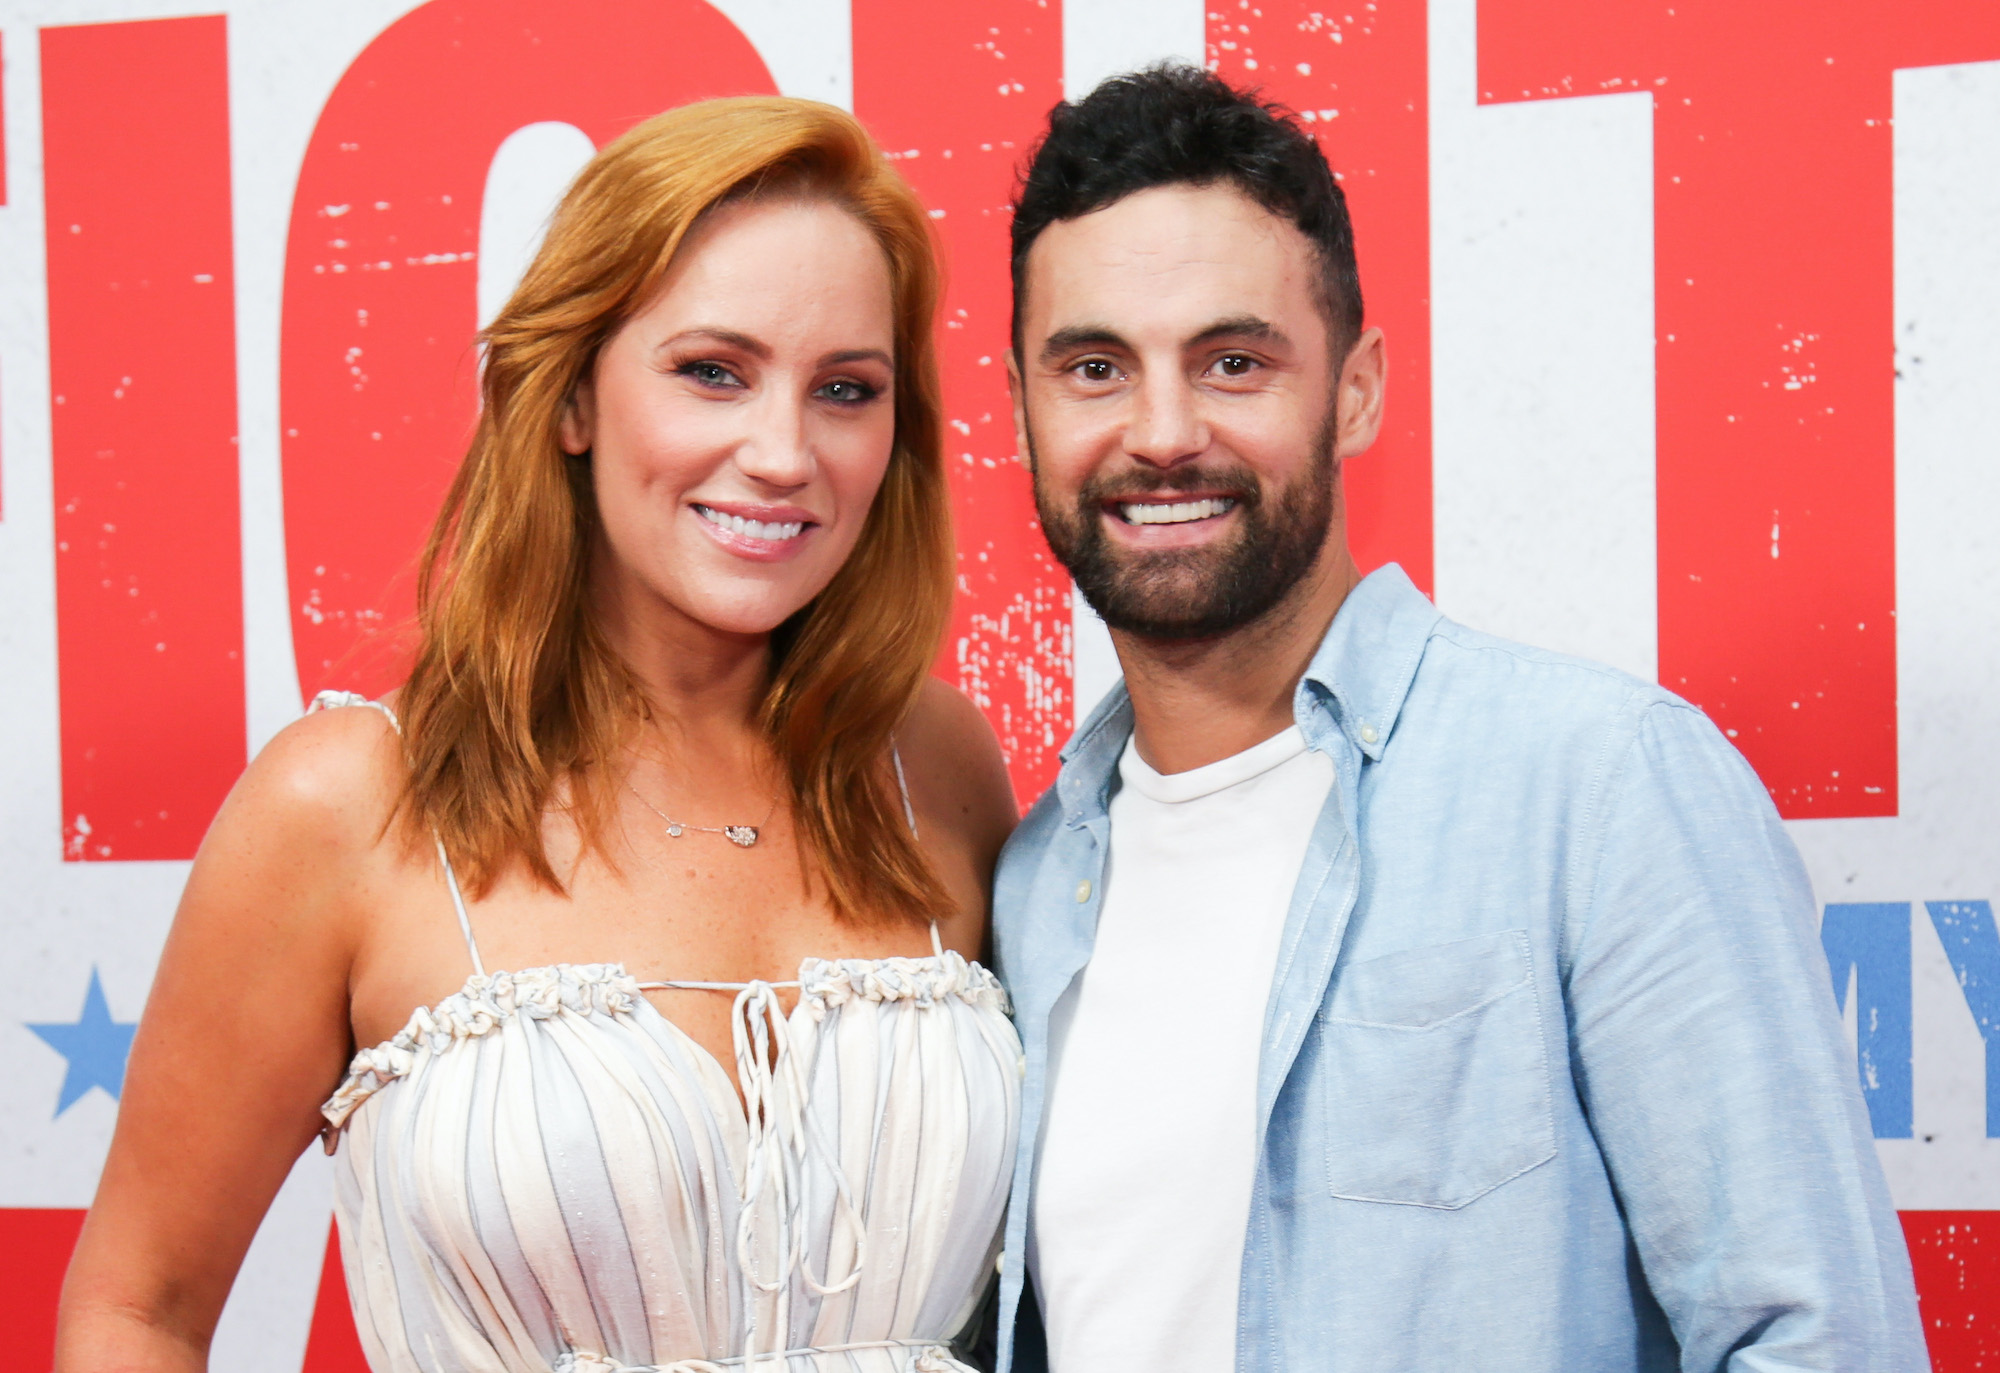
[{"left": 396, "top": 97, "right": 954, "bottom": 925}]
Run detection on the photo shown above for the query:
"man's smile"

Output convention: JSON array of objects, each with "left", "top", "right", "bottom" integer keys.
[{"left": 1115, "top": 496, "right": 1238, "bottom": 526}]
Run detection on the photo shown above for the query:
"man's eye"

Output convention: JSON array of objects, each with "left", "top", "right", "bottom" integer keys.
[
  {"left": 817, "top": 378, "right": 878, "bottom": 404},
  {"left": 1216, "top": 355, "right": 1257, "bottom": 377},
  {"left": 1076, "top": 359, "right": 1116, "bottom": 382}
]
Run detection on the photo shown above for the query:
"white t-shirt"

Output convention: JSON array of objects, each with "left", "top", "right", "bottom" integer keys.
[{"left": 1029, "top": 725, "right": 1335, "bottom": 1371}]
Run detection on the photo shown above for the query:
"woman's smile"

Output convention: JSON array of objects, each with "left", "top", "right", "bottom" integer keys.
[{"left": 690, "top": 500, "right": 816, "bottom": 560}]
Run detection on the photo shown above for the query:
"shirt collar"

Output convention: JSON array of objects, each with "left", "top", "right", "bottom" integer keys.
[
  {"left": 1054, "top": 562, "right": 1440, "bottom": 824},
  {"left": 1055, "top": 676, "right": 1133, "bottom": 828},
  {"left": 1296, "top": 562, "right": 1441, "bottom": 763}
]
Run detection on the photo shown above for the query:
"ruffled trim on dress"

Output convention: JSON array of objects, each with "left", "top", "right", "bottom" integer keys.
[
  {"left": 324, "top": 954, "right": 1009, "bottom": 1137},
  {"left": 324, "top": 964, "right": 643, "bottom": 1134},
  {"left": 796, "top": 949, "right": 1010, "bottom": 1019}
]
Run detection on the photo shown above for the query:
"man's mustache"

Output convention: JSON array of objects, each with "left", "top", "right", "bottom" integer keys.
[{"left": 1077, "top": 464, "right": 1264, "bottom": 508}]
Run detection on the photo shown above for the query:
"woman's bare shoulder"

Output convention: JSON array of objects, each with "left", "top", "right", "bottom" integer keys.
[
  {"left": 166, "top": 698, "right": 419, "bottom": 981},
  {"left": 213, "top": 700, "right": 408, "bottom": 865},
  {"left": 897, "top": 677, "right": 1018, "bottom": 861}
]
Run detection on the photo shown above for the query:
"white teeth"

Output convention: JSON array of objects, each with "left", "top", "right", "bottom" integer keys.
[
  {"left": 1119, "top": 497, "right": 1236, "bottom": 526},
  {"left": 696, "top": 505, "right": 805, "bottom": 542}
]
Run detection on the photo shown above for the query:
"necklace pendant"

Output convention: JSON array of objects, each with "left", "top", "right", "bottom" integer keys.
[
  {"left": 666, "top": 823, "right": 685, "bottom": 838},
  {"left": 723, "top": 825, "right": 759, "bottom": 848}
]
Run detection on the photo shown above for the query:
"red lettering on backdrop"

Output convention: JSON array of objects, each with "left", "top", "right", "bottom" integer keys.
[
  {"left": 852, "top": 0, "right": 1071, "bottom": 804},
  {"left": 43, "top": 15, "right": 244, "bottom": 860},
  {"left": 280, "top": 0, "right": 774, "bottom": 698},
  {"left": 1481, "top": 2, "right": 2000, "bottom": 818},
  {"left": 301, "top": 1222, "right": 371, "bottom": 1373},
  {"left": 1905, "top": 1211, "right": 2000, "bottom": 1371},
  {"left": 1208, "top": 0, "right": 1433, "bottom": 594},
  {"left": 0, "top": 1207, "right": 87, "bottom": 1372}
]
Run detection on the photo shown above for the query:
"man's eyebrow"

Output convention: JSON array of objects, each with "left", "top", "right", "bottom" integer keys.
[
  {"left": 1038, "top": 325, "right": 1129, "bottom": 365},
  {"left": 1037, "top": 316, "right": 1288, "bottom": 366},
  {"left": 1189, "top": 315, "right": 1284, "bottom": 348},
  {"left": 660, "top": 327, "right": 772, "bottom": 359}
]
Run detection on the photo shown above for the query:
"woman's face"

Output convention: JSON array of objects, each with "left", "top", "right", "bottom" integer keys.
[{"left": 563, "top": 195, "right": 898, "bottom": 640}]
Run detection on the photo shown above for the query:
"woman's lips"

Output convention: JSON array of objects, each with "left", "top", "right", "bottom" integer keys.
[{"left": 691, "top": 502, "right": 816, "bottom": 561}]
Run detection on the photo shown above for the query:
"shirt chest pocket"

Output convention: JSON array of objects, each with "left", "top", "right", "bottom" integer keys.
[{"left": 1316, "top": 928, "right": 1556, "bottom": 1209}]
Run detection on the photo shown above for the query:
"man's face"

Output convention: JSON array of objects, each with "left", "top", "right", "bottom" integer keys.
[{"left": 1011, "top": 182, "right": 1346, "bottom": 640}]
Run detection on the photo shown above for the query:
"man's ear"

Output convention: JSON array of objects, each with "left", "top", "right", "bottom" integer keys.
[
  {"left": 559, "top": 374, "right": 597, "bottom": 456},
  {"left": 1333, "top": 326, "right": 1387, "bottom": 462},
  {"left": 1006, "top": 349, "right": 1032, "bottom": 472}
]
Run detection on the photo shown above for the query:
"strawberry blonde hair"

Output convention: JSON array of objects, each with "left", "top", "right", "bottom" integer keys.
[{"left": 396, "top": 97, "right": 954, "bottom": 924}]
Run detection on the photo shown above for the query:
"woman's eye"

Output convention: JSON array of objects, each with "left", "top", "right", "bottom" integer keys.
[
  {"left": 679, "top": 360, "right": 742, "bottom": 389},
  {"left": 817, "top": 378, "right": 879, "bottom": 404}
]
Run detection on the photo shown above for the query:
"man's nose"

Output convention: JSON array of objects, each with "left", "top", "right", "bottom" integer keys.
[
  {"left": 734, "top": 392, "right": 815, "bottom": 488},
  {"left": 1125, "top": 371, "right": 1207, "bottom": 469}
]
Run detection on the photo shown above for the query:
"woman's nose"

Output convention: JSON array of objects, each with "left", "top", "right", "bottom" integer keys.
[{"left": 733, "top": 393, "right": 815, "bottom": 488}]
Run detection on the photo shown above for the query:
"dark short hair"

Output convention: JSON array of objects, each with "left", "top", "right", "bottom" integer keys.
[{"left": 1010, "top": 63, "right": 1363, "bottom": 353}]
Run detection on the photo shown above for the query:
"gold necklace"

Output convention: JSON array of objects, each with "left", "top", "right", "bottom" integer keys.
[{"left": 624, "top": 778, "right": 778, "bottom": 848}]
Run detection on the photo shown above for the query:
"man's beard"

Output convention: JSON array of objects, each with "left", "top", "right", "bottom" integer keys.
[{"left": 1030, "top": 412, "right": 1337, "bottom": 641}]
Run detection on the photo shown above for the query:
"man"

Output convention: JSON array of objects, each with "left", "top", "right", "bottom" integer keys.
[{"left": 990, "top": 66, "right": 1924, "bottom": 1372}]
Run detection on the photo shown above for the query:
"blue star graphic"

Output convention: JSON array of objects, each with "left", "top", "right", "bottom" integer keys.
[{"left": 28, "top": 967, "right": 139, "bottom": 1116}]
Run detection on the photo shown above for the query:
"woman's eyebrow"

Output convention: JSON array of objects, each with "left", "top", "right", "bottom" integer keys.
[
  {"left": 820, "top": 348, "right": 894, "bottom": 368},
  {"left": 660, "top": 327, "right": 771, "bottom": 358}
]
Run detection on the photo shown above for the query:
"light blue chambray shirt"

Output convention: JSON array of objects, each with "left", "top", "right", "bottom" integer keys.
[{"left": 990, "top": 564, "right": 1924, "bottom": 1373}]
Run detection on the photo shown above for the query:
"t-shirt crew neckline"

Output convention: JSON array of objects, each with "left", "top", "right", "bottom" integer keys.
[{"left": 1121, "top": 724, "right": 1311, "bottom": 805}]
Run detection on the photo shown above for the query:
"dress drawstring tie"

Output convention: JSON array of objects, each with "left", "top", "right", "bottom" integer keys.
[
  {"left": 728, "top": 979, "right": 870, "bottom": 1300},
  {"left": 640, "top": 975, "right": 872, "bottom": 1361}
]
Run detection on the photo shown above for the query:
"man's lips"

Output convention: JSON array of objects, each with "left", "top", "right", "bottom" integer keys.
[{"left": 1111, "top": 496, "right": 1239, "bottom": 526}]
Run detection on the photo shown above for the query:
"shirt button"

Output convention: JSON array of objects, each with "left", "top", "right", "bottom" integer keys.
[
  {"left": 1075, "top": 879, "right": 1093, "bottom": 903},
  {"left": 1360, "top": 723, "right": 1379, "bottom": 745}
]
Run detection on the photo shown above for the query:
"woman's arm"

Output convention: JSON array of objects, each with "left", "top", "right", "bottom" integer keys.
[
  {"left": 55, "top": 708, "right": 401, "bottom": 1372},
  {"left": 897, "top": 678, "right": 1020, "bottom": 957}
]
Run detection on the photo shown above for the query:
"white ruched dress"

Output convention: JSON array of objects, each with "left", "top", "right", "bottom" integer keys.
[{"left": 311, "top": 693, "right": 1022, "bottom": 1373}]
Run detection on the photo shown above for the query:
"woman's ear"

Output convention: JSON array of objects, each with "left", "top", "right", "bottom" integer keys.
[{"left": 559, "top": 375, "right": 597, "bottom": 456}]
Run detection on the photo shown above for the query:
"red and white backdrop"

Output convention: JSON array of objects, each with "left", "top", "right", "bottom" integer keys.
[{"left": 0, "top": 0, "right": 1994, "bottom": 1365}]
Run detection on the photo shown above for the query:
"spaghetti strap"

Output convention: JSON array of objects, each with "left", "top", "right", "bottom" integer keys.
[
  {"left": 891, "top": 742, "right": 918, "bottom": 839},
  {"left": 308, "top": 689, "right": 486, "bottom": 976},
  {"left": 311, "top": 688, "right": 399, "bottom": 733},
  {"left": 436, "top": 841, "right": 487, "bottom": 976},
  {"left": 887, "top": 742, "right": 942, "bottom": 959}
]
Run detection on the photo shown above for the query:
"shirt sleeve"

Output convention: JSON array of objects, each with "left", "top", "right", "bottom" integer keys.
[{"left": 1565, "top": 699, "right": 1926, "bottom": 1372}]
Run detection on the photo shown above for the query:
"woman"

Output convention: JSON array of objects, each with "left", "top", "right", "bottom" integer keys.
[{"left": 57, "top": 98, "right": 1021, "bottom": 1373}]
